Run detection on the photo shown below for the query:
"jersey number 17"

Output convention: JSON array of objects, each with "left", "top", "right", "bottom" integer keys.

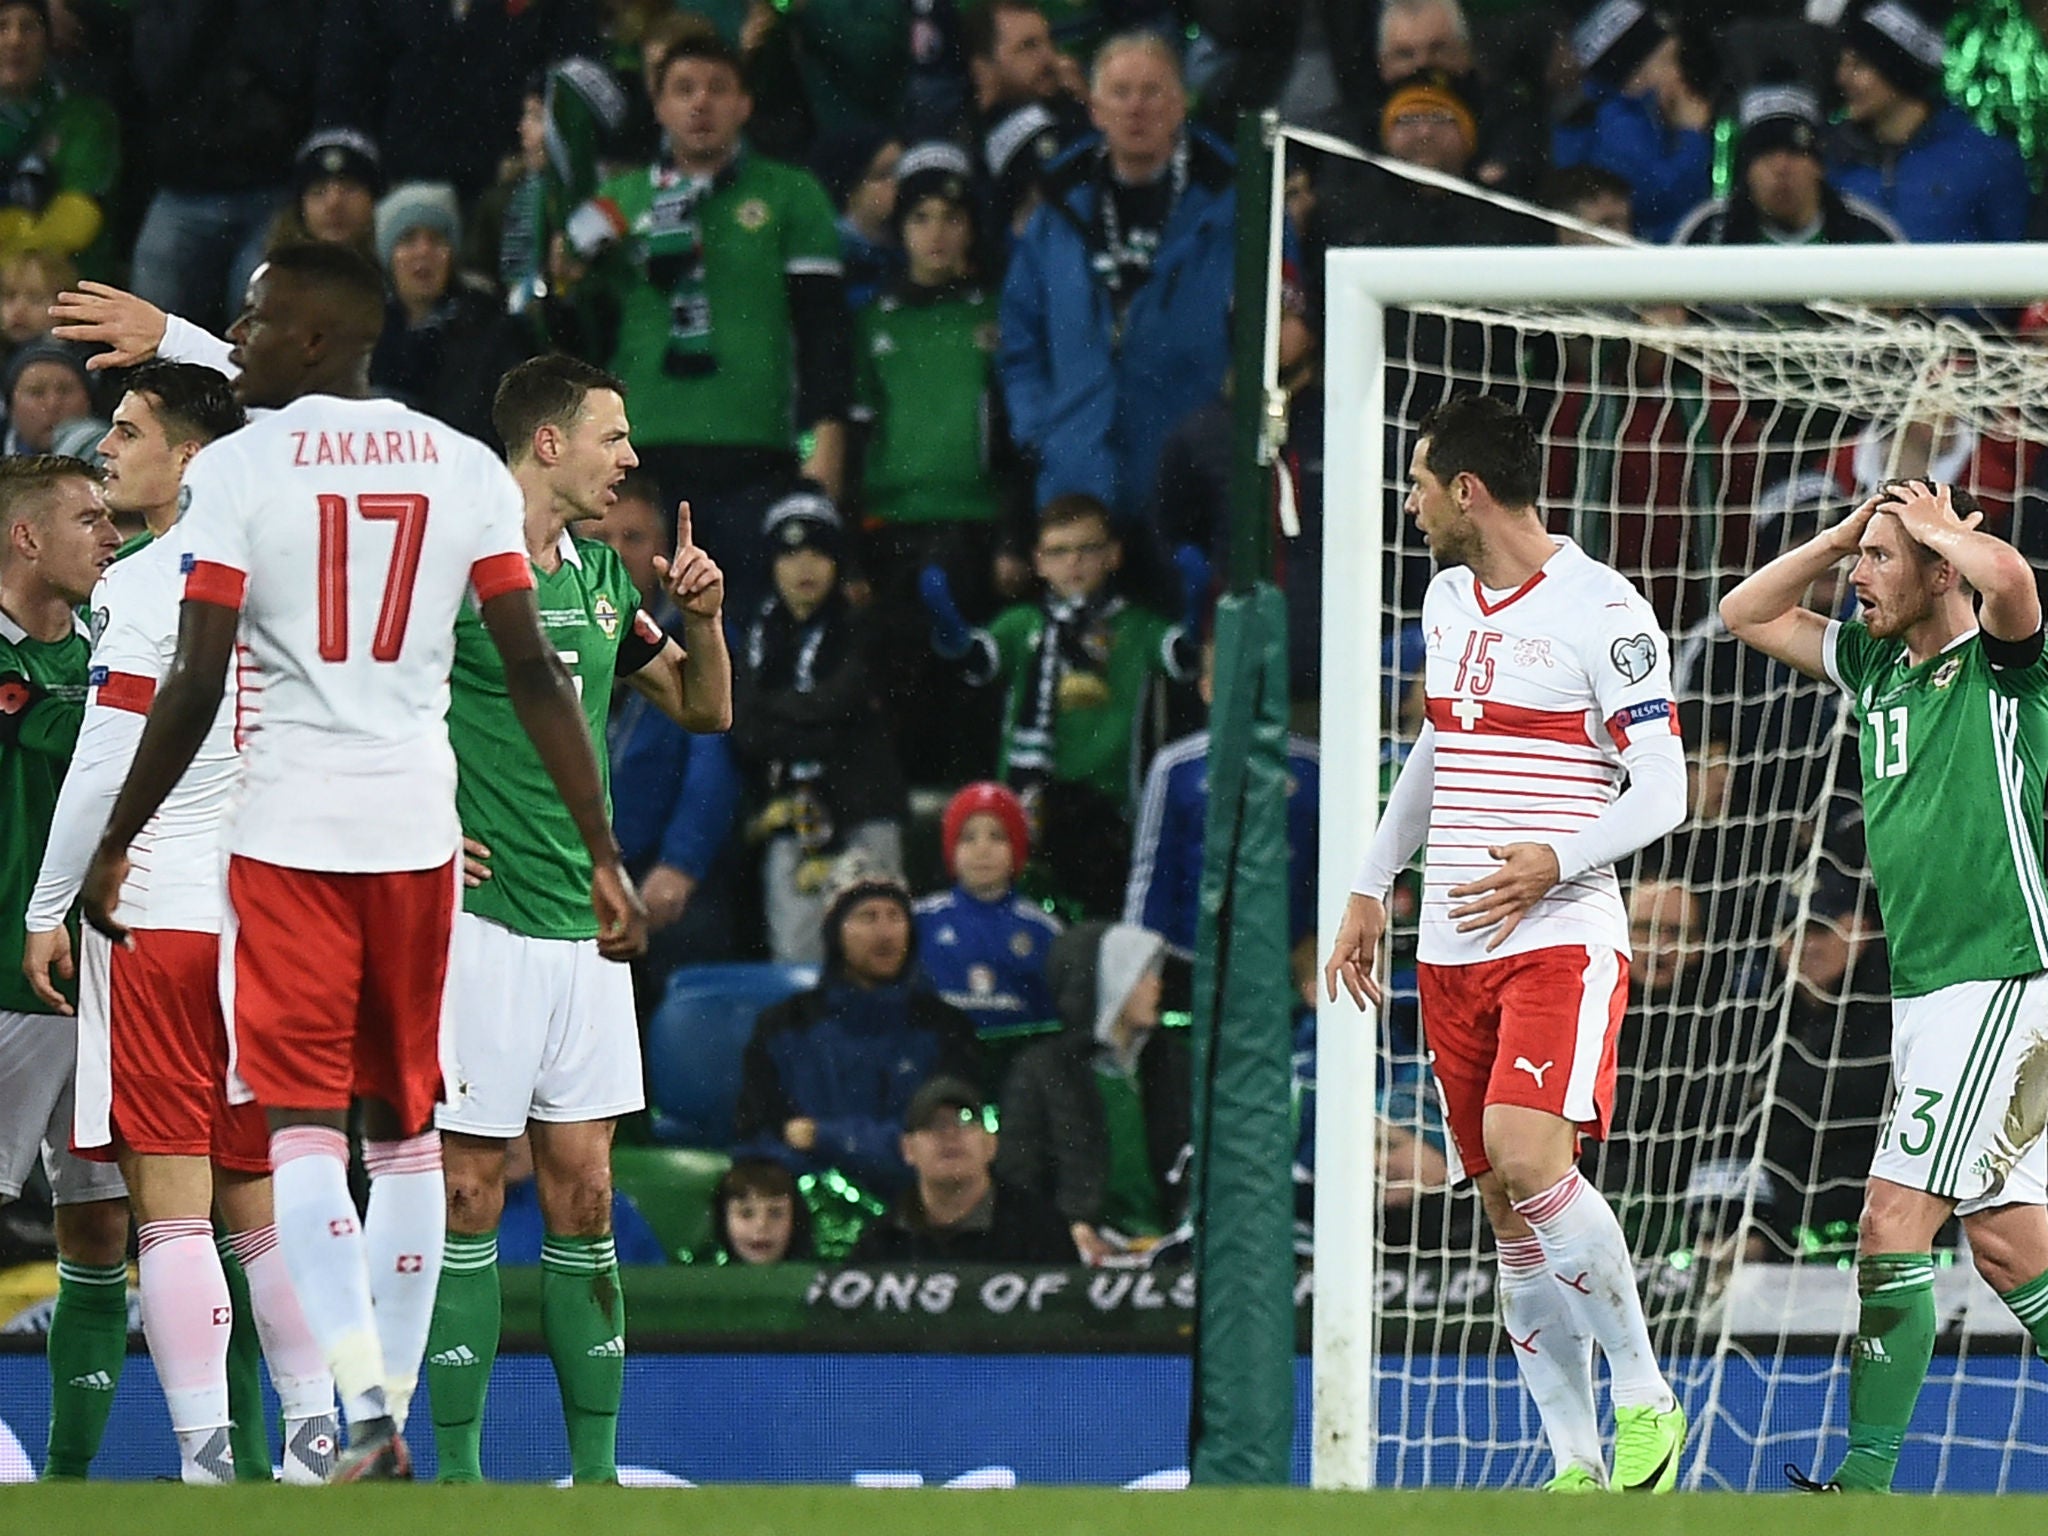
[{"left": 317, "top": 493, "right": 429, "bottom": 663}]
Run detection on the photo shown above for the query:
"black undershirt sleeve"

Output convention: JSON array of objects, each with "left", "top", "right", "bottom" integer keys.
[
  {"left": 1981, "top": 626, "right": 2045, "bottom": 670},
  {"left": 614, "top": 609, "right": 666, "bottom": 677}
]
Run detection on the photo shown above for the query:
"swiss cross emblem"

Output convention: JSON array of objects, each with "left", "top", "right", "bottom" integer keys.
[
  {"left": 396, "top": 1253, "right": 424, "bottom": 1274},
  {"left": 1451, "top": 698, "right": 1485, "bottom": 729},
  {"left": 213, "top": 1306, "right": 232, "bottom": 1325},
  {"left": 328, "top": 1217, "right": 357, "bottom": 1237}
]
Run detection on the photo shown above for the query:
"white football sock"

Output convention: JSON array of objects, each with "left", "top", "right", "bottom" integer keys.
[
  {"left": 1497, "top": 1233, "right": 1603, "bottom": 1480},
  {"left": 1514, "top": 1169, "right": 1674, "bottom": 1411},
  {"left": 228, "top": 1221, "right": 338, "bottom": 1484},
  {"left": 362, "top": 1133, "right": 446, "bottom": 1434},
  {"left": 270, "top": 1125, "right": 389, "bottom": 1429},
  {"left": 137, "top": 1217, "right": 235, "bottom": 1484}
]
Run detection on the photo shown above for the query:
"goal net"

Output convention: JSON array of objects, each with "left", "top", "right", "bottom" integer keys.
[{"left": 1313, "top": 243, "right": 2048, "bottom": 1493}]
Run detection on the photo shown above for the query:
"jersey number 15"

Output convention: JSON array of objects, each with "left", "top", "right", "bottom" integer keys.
[{"left": 316, "top": 493, "right": 429, "bottom": 663}]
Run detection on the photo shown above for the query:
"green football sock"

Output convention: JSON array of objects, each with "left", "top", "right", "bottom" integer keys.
[
  {"left": 217, "top": 1236, "right": 272, "bottom": 1481},
  {"left": 1998, "top": 1269, "right": 2048, "bottom": 1358},
  {"left": 1833, "top": 1252, "right": 1936, "bottom": 1492},
  {"left": 43, "top": 1260, "right": 129, "bottom": 1480},
  {"left": 425, "top": 1229, "right": 500, "bottom": 1483},
  {"left": 541, "top": 1234, "right": 624, "bottom": 1485}
]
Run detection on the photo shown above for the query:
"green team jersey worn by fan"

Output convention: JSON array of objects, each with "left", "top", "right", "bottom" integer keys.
[
  {"left": 1825, "top": 619, "right": 2048, "bottom": 997},
  {"left": 852, "top": 281, "right": 1001, "bottom": 526},
  {"left": 0, "top": 609, "right": 90, "bottom": 1014},
  {"left": 580, "top": 150, "right": 841, "bottom": 450},
  {"left": 449, "top": 533, "right": 662, "bottom": 940}
]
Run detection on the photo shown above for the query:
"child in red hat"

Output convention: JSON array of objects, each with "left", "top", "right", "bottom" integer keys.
[{"left": 913, "top": 782, "right": 1062, "bottom": 1084}]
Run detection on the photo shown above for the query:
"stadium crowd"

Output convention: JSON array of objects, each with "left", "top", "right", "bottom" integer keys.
[{"left": 4, "top": 0, "right": 2046, "bottom": 1280}]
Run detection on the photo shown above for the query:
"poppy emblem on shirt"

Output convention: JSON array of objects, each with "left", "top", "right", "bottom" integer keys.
[{"left": 593, "top": 594, "right": 620, "bottom": 638}]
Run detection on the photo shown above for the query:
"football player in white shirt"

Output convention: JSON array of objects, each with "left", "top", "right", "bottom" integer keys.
[
  {"left": 75, "top": 243, "right": 645, "bottom": 1482},
  {"left": 1323, "top": 396, "right": 1691, "bottom": 1492},
  {"left": 22, "top": 363, "right": 339, "bottom": 1485}
]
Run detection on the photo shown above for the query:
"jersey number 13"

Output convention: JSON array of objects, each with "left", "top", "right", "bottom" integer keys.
[{"left": 1869, "top": 704, "right": 1910, "bottom": 780}]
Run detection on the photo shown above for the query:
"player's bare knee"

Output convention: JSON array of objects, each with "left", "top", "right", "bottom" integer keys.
[
  {"left": 538, "top": 1168, "right": 613, "bottom": 1238},
  {"left": 53, "top": 1198, "right": 130, "bottom": 1266},
  {"left": 1483, "top": 1142, "right": 1568, "bottom": 1208},
  {"left": 446, "top": 1172, "right": 505, "bottom": 1233},
  {"left": 1859, "top": 1180, "right": 1945, "bottom": 1256}
]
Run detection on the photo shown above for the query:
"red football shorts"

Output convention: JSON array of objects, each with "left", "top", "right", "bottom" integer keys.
[
  {"left": 76, "top": 928, "right": 269, "bottom": 1172},
  {"left": 223, "top": 854, "right": 458, "bottom": 1135},
  {"left": 1417, "top": 944, "right": 1628, "bottom": 1180}
]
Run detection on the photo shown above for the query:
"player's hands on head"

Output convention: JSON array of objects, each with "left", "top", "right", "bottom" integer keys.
[
  {"left": 21, "top": 927, "right": 75, "bottom": 1015},
  {"left": 49, "top": 281, "right": 170, "bottom": 371},
  {"left": 653, "top": 501, "right": 726, "bottom": 621},
  {"left": 462, "top": 837, "right": 492, "bottom": 888},
  {"left": 1448, "top": 843, "right": 1562, "bottom": 951},
  {"left": 1827, "top": 491, "right": 1888, "bottom": 555},
  {"left": 80, "top": 843, "right": 132, "bottom": 946},
  {"left": 1885, "top": 478, "right": 1982, "bottom": 548},
  {"left": 590, "top": 860, "right": 648, "bottom": 962},
  {"left": 1324, "top": 892, "right": 1389, "bottom": 1010}
]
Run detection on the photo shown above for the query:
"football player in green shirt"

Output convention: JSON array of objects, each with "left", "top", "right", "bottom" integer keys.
[
  {"left": 425, "top": 356, "right": 730, "bottom": 1484},
  {"left": 1723, "top": 479, "right": 2048, "bottom": 1491},
  {"left": 0, "top": 454, "right": 125, "bottom": 1479}
]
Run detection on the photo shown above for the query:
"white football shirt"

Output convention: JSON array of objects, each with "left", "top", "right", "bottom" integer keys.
[
  {"left": 25, "top": 524, "right": 242, "bottom": 932},
  {"left": 1417, "top": 538, "right": 1680, "bottom": 966},
  {"left": 178, "top": 394, "right": 532, "bottom": 873}
]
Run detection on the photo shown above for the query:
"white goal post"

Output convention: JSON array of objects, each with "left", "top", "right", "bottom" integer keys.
[{"left": 1314, "top": 242, "right": 2048, "bottom": 1492}]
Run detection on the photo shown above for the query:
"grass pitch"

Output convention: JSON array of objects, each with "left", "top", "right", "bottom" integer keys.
[{"left": 11, "top": 1484, "right": 2048, "bottom": 1536}]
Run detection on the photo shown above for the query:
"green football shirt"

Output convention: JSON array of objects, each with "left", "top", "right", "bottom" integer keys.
[
  {"left": 587, "top": 149, "right": 841, "bottom": 451},
  {"left": 0, "top": 609, "right": 90, "bottom": 1015},
  {"left": 852, "top": 282, "right": 1001, "bottom": 527},
  {"left": 450, "top": 535, "right": 656, "bottom": 940},
  {"left": 1826, "top": 620, "right": 2048, "bottom": 997}
]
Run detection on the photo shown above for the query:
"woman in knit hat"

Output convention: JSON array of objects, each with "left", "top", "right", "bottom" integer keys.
[
  {"left": 1829, "top": 0, "right": 2029, "bottom": 243},
  {"left": 1552, "top": 1, "right": 1713, "bottom": 242},
  {"left": 365, "top": 181, "right": 533, "bottom": 442}
]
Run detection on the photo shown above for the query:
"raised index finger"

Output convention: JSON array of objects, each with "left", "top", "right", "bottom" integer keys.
[{"left": 674, "top": 500, "right": 693, "bottom": 557}]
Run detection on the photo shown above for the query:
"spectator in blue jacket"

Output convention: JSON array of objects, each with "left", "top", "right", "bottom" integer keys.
[
  {"left": 1123, "top": 644, "right": 1320, "bottom": 963},
  {"left": 914, "top": 782, "right": 1062, "bottom": 1076},
  {"left": 590, "top": 475, "right": 744, "bottom": 992},
  {"left": 1552, "top": 2, "right": 1713, "bottom": 244},
  {"left": 732, "top": 855, "right": 981, "bottom": 1198},
  {"left": 1828, "top": 0, "right": 2028, "bottom": 244},
  {"left": 996, "top": 32, "right": 1234, "bottom": 523}
]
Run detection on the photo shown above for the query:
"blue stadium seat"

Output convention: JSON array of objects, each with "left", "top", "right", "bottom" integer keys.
[{"left": 646, "top": 961, "right": 817, "bottom": 1147}]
